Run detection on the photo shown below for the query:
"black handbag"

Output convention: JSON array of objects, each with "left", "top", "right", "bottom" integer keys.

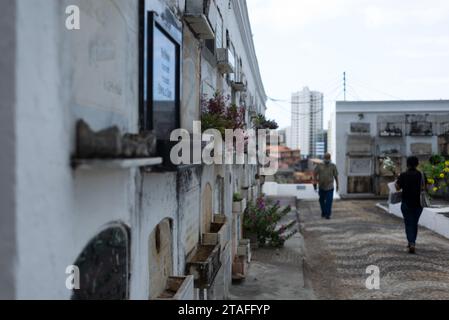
[{"left": 390, "top": 191, "right": 402, "bottom": 204}]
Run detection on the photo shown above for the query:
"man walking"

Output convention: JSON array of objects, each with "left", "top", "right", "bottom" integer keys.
[{"left": 313, "top": 153, "right": 339, "bottom": 220}]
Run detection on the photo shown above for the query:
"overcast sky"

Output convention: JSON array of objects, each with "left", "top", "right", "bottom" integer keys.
[{"left": 246, "top": 0, "right": 449, "bottom": 129}]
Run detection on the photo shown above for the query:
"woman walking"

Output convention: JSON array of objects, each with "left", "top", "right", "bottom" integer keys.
[{"left": 396, "top": 156, "right": 425, "bottom": 254}]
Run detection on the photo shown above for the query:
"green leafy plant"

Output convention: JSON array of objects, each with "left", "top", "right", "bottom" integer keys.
[
  {"left": 253, "top": 114, "right": 279, "bottom": 130},
  {"left": 233, "top": 193, "right": 243, "bottom": 202},
  {"left": 201, "top": 92, "right": 246, "bottom": 137},
  {"left": 420, "top": 155, "right": 449, "bottom": 199},
  {"left": 243, "top": 196, "right": 297, "bottom": 248}
]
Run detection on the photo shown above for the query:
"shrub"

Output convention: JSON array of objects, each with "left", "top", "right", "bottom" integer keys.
[
  {"left": 243, "top": 196, "right": 297, "bottom": 248},
  {"left": 201, "top": 92, "right": 246, "bottom": 137},
  {"left": 420, "top": 155, "right": 449, "bottom": 199},
  {"left": 233, "top": 193, "right": 243, "bottom": 202},
  {"left": 253, "top": 114, "right": 279, "bottom": 130}
]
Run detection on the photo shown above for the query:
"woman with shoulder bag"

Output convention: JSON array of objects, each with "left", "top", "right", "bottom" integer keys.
[{"left": 395, "top": 156, "right": 429, "bottom": 254}]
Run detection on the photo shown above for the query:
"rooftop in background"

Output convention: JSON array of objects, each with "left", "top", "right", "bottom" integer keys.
[
  {"left": 309, "top": 159, "right": 323, "bottom": 165},
  {"left": 336, "top": 100, "right": 449, "bottom": 113},
  {"left": 267, "top": 146, "right": 300, "bottom": 153}
]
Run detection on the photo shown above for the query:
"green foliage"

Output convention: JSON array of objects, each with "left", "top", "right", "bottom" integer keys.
[
  {"left": 253, "top": 114, "right": 279, "bottom": 130},
  {"left": 233, "top": 193, "right": 243, "bottom": 202},
  {"left": 201, "top": 112, "right": 229, "bottom": 137},
  {"left": 201, "top": 92, "right": 246, "bottom": 136},
  {"left": 243, "top": 196, "right": 297, "bottom": 248},
  {"left": 419, "top": 154, "right": 449, "bottom": 197}
]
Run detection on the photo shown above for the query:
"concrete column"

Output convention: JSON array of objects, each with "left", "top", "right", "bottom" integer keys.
[{"left": 0, "top": 0, "right": 17, "bottom": 300}]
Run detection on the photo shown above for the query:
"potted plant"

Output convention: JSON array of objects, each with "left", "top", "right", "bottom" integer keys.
[
  {"left": 233, "top": 193, "right": 246, "bottom": 213},
  {"left": 201, "top": 92, "right": 246, "bottom": 139}
]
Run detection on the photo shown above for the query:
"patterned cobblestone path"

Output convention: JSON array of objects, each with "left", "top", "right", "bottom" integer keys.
[{"left": 300, "top": 200, "right": 449, "bottom": 300}]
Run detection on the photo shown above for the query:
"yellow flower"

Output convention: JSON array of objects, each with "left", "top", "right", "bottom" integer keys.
[
  {"left": 445, "top": 161, "right": 449, "bottom": 167},
  {"left": 428, "top": 178, "right": 435, "bottom": 184},
  {"left": 433, "top": 187, "right": 439, "bottom": 192},
  {"left": 440, "top": 174, "right": 445, "bottom": 179},
  {"left": 445, "top": 168, "right": 449, "bottom": 173}
]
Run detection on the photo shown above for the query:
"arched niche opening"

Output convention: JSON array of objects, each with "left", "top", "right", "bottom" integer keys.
[
  {"left": 148, "top": 218, "right": 174, "bottom": 299},
  {"left": 71, "top": 223, "right": 130, "bottom": 300}
]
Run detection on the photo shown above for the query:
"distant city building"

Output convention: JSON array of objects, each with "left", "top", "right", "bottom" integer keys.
[
  {"left": 291, "top": 87, "right": 324, "bottom": 157},
  {"left": 315, "top": 130, "right": 328, "bottom": 158},
  {"left": 284, "top": 126, "right": 292, "bottom": 149},
  {"left": 333, "top": 100, "right": 449, "bottom": 198},
  {"left": 316, "top": 142, "right": 326, "bottom": 158},
  {"left": 277, "top": 128, "right": 288, "bottom": 147},
  {"left": 327, "top": 118, "right": 334, "bottom": 158}
]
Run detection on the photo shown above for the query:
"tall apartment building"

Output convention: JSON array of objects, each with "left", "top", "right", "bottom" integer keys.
[
  {"left": 328, "top": 118, "right": 334, "bottom": 158},
  {"left": 291, "top": 87, "right": 324, "bottom": 157},
  {"left": 285, "top": 126, "right": 293, "bottom": 149},
  {"left": 315, "top": 130, "right": 328, "bottom": 158}
]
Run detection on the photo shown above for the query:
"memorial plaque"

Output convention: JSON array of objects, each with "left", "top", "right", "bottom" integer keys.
[
  {"left": 410, "top": 121, "right": 433, "bottom": 136},
  {"left": 441, "top": 122, "right": 449, "bottom": 136},
  {"left": 379, "top": 122, "right": 403, "bottom": 137},
  {"left": 153, "top": 26, "right": 178, "bottom": 139},
  {"left": 348, "top": 158, "right": 373, "bottom": 176},
  {"left": 411, "top": 143, "right": 432, "bottom": 156},
  {"left": 378, "top": 115, "right": 404, "bottom": 137},
  {"left": 377, "top": 176, "right": 396, "bottom": 196},
  {"left": 140, "top": 8, "right": 182, "bottom": 139},
  {"left": 378, "top": 143, "right": 402, "bottom": 156},
  {"left": 348, "top": 177, "right": 373, "bottom": 194},
  {"left": 350, "top": 123, "right": 370, "bottom": 135},
  {"left": 406, "top": 114, "right": 433, "bottom": 136},
  {"left": 439, "top": 135, "right": 449, "bottom": 156},
  {"left": 347, "top": 136, "right": 373, "bottom": 156}
]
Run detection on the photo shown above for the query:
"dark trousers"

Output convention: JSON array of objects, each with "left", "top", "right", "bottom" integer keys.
[
  {"left": 401, "top": 202, "right": 423, "bottom": 246},
  {"left": 319, "top": 189, "right": 334, "bottom": 218}
]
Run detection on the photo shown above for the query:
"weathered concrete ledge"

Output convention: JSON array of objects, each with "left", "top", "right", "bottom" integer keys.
[{"left": 382, "top": 203, "right": 449, "bottom": 240}]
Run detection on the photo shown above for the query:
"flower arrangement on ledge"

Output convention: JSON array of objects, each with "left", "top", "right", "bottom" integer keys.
[
  {"left": 243, "top": 196, "right": 297, "bottom": 248},
  {"left": 201, "top": 92, "right": 246, "bottom": 137},
  {"left": 382, "top": 156, "right": 398, "bottom": 177},
  {"left": 420, "top": 154, "right": 449, "bottom": 200},
  {"left": 253, "top": 114, "right": 279, "bottom": 130}
]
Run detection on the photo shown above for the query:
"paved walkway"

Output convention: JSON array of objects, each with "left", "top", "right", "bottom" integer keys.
[
  {"left": 229, "top": 197, "right": 315, "bottom": 300},
  {"left": 300, "top": 200, "right": 449, "bottom": 300}
]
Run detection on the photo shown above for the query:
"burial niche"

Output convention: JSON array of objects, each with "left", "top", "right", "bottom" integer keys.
[
  {"left": 71, "top": 224, "right": 130, "bottom": 300},
  {"left": 202, "top": 183, "right": 213, "bottom": 235},
  {"left": 148, "top": 219, "right": 174, "bottom": 299}
]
